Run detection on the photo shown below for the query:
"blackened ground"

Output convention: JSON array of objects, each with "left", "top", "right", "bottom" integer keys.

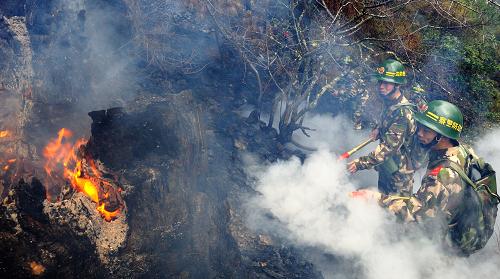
[{"left": 0, "top": 178, "right": 104, "bottom": 278}]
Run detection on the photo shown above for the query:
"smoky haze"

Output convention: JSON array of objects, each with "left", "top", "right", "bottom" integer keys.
[
  {"left": 21, "top": 0, "right": 139, "bottom": 141},
  {"left": 82, "top": 1, "right": 137, "bottom": 110},
  {"left": 244, "top": 113, "right": 500, "bottom": 279}
]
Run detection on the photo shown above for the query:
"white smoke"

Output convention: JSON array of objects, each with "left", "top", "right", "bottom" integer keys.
[
  {"left": 83, "top": 5, "right": 137, "bottom": 110},
  {"left": 291, "top": 114, "right": 379, "bottom": 188},
  {"left": 244, "top": 113, "right": 500, "bottom": 279},
  {"left": 475, "top": 128, "right": 500, "bottom": 173}
]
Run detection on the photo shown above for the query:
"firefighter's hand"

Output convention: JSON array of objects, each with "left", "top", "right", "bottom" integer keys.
[
  {"left": 349, "top": 189, "right": 382, "bottom": 201},
  {"left": 347, "top": 161, "right": 358, "bottom": 173},
  {"left": 370, "top": 128, "right": 379, "bottom": 140}
]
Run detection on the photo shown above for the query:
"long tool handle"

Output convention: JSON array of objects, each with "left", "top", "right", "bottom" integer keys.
[{"left": 338, "top": 138, "right": 374, "bottom": 160}]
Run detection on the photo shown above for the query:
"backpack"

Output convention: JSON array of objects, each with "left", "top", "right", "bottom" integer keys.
[{"left": 443, "top": 148, "right": 500, "bottom": 255}]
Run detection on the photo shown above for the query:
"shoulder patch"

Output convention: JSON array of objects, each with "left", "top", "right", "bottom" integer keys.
[{"left": 429, "top": 165, "right": 443, "bottom": 177}]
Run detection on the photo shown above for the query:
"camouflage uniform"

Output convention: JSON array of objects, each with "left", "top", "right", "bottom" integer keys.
[
  {"left": 352, "top": 88, "right": 370, "bottom": 130},
  {"left": 380, "top": 144, "right": 490, "bottom": 255},
  {"left": 352, "top": 94, "right": 417, "bottom": 196}
]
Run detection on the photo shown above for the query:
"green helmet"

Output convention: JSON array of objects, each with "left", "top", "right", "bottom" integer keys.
[
  {"left": 414, "top": 100, "right": 463, "bottom": 140},
  {"left": 375, "top": 59, "right": 407, "bottom": 84}
]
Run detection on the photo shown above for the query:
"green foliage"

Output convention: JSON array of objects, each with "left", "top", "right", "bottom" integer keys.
[
  {"left": 450, "top": 2, "right": 500, "bottom": 123},
  {"left": 418, "top": 3, "right": 499, "bottom": 126},
  {"left": 459, "top": 31, "right": 499, "bottom": 123}
]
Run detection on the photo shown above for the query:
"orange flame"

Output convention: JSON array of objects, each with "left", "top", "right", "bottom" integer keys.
[
  {"left": 43, "top": 128, "right": 121, "bottom": 221},
  {"left": 43, "top": 128, "right": 74, "bottom": 177},
  {"left": 0, "top": 130, "right": 11, "bottom": 138},
  {"left": 97, "top": 203, "right": 120, "bottom": 221},
  {"left": 29, "top": 261, "right": 45, "bottom": 276},
  {"left": 1, "top": 158, "right": 17, "bottom": 172}
]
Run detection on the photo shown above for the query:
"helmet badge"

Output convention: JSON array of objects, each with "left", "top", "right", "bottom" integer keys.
[{"left": 377, "top": 67, "right": 385, "bottom": 74}]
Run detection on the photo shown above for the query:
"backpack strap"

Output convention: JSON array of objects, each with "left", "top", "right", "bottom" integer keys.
[
  {"left": 446, "top": 161, "right": 478, "bottom": 191},
  {"left": 430, "top": 158, "right": 500, "bottom": 202}
]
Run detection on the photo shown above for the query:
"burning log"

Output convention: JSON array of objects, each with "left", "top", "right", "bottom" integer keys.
[
  {"left": 0, "top": 122, "right": 130, "bottom": 277},
  {"left": 43, "top": 128, "right": 124, "bottom": 222}
]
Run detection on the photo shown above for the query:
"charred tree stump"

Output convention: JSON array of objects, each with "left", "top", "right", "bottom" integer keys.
[{"left": 85, "top": 91, "right": 243, "bottom": 277}]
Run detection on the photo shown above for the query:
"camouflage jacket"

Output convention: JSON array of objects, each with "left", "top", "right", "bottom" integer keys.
[
  {"left": 354, "top": 95, "right": 417, "bottom": 171},
  {"left": 380, "top": 144, "right": 484, "bottom": 253}
]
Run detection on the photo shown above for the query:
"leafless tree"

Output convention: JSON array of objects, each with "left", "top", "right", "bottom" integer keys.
[
  {"left": 202, "top": 0, "right": 495, "bottom": 144},
  {"left": 126, "top": 0, "right": 494, "bottom": 144}
]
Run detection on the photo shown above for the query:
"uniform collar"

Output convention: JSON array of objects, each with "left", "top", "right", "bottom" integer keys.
[
  {"left": 429, "top": 145, "right": 462, "bottom": 164},
  {"left": 384, "top": 92, "right": 406, "bottom": 106}
]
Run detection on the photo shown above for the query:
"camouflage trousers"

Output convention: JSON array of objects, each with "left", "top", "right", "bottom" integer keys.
[{"left": 377, "top": 170, "right": 414, "bottom": 196}]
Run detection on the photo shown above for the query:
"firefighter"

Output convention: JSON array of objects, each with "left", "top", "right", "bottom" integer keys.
[
  {"left": 347, "top": 59, "right": 417, "bottom": 196},
  {"left": 351, "top": 100, "right": 499, "bottom": 255}
]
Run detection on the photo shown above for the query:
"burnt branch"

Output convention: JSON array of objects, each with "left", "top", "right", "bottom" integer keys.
[{"left": 201, "top": 0, "right": 495, "bottom": 144}]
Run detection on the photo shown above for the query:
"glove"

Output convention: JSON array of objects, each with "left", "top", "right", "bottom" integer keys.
[
  {"left": 347, "top": 160, "right": 358, "bottom": 173},
  {"left": 349, "top": 189, "right": 382, "bottom": 201}
]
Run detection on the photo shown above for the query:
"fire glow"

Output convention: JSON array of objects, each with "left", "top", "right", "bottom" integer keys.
[
  {"left": 0, "top": 130, "right": 11, "bottom": 138},
  {"left": 0, "top": 158, "right": 16, "bottom": 171},
  {"left": 43, "top": 128, "right": 121, "bottom": 221}
]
